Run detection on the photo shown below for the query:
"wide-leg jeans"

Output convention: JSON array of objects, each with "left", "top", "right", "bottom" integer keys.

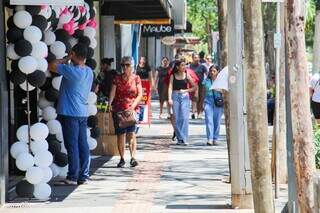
[
  {"left": 204, "top": 95, "right": 224, "bottom": 141},
  {"left": 172, "top": 91, "right": 190, "bottom": 142}
]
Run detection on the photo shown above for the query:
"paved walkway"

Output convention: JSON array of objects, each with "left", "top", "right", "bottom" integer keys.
[{"left": 1, "top": 101, "right": 288, "bottom": 213}]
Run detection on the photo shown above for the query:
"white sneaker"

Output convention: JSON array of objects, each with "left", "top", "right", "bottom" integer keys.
[{"left": 207, "top": 141, "right": 213, "bottom": 146}]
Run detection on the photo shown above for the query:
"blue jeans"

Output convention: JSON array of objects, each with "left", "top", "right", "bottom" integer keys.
[
  {"left": 60, "top": 115, "right": 90, "bottom": 182},
  {"left": 204, "top": 95, "right": 224, "bottom": 141},
  {"left": 172, "top": 91, "right": 190, "bottom": 142}
]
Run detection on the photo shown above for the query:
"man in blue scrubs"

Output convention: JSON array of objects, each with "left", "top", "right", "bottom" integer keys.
[{"left": 49, "top": 43, "right": 93, "bottom": 185}]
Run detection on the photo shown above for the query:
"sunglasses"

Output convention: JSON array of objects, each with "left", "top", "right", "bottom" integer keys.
[{"left": 121, "top": 63, "right": 131, "bottom": 67}]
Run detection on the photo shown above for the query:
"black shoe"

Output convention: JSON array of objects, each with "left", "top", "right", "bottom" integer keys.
[
  {"left": 117, "top": 158, "right": 125, "bottom": 168},
  {"left": 130, "top": 158, "right": 138, "bottom": 167},
  {"left": 212, "top": 141, "right": 218, "bottom": 146},
  {"left": 77, "top": 179, "right": 89, "bottom": 185},
  {"left": 191, "top": 114, "right": 196, "bottom": 119},
  {"left": 172, "top": 131, "right": 176, "bottom": 141}
]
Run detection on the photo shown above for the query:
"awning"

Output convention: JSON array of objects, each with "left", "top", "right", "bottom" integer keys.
[
  {"left": 175, "top": 21, "right": 192, "bottom": 33},
  {"left": 101, "top": 0, "right": 172, "bottom": 24}
]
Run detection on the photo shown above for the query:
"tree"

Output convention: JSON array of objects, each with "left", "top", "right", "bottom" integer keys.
[
  {"left": 187, "top": 0, "right": 218, "bottom": 54},
  {"left": 243, "top": 0, "right": 275, "bottom": 212},
  {"left": 286, "top": 0, "right": 316, "bottom": 211}
]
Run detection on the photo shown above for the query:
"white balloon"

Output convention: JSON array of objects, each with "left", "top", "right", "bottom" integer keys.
[
  {"left": 17, "top": 125, "right": 29, "bottom": 142},
  {"left": 44, "top": 31, "right": 56, "bottom": 46},
  {"left": 88, "top": 137, "right": 97, "bottom": 150},
  {"left": 58, "top": 165, "right": 68, "bottom": 177},
  {"left": 34, "top": 150, "right": 53, "bottom": 167},
  {"left": 10, "top": 141, "right": 28, "bottom": 159},
  {"left": 50, "top": 41, "right": 66, "bottom": 58},
  {"left": 56, "top": 132, "right": 64, "bottom": 142},
  {"left": 31, "top": 140, "right": 49, "bottom": 154},
  {"left": 13, "top": 11, "right": 32, "bottom": 29},
  {"left": 26, "top": 166, "right": 44, "bottom": 184},
  {"left": 47, "top": 119, "right": 62, "bottom": 135},
  {"left": 87, "top": 92, "right": 97, "bottom": 105},
  {"left": 31, "top": 42, "right": 48, "bottom": 59},
  {"left": 89, "top": 38, "right": 97, "bottom": 49},
  {"left": 60, "top": 142, "right": 67, "bottom": 154},
  {"left": 16, "top": 153, "right": 34, "bottom": 171},
  {"left": 18, "top": 56, "right": 37, "bottom": 74},
  {"left": 45, "top": 22, "right": 52, "bottom": 31},
  {"left": 88, "top": 105, "right": 97, "bottom": 116},
  {"left": 84, "top": 27, "right": 96, "bottom": 39},
  {"left": 33, "top": 183, "right": 51, "bottom": 200},
  {"left": 7, "top": 44, "right": 20, "bottom": 60},
  {"left": 59, "top": 12, "right": 73, "bottom": 24},
  {"left": 15, "top": 5, "right": 25, "bottom": 12},
  {"left": 30, "top": 122, "right": 49, "bottom": 141},
  {"left": 23, "top": 26, "right": 42, "bottom": 44},
  {"left": 39, "top": 6, "right": 52, "bottom": 19},
  {"left": 42, "top": 106, "right": 57, "bottom": 121},
  {"left": 86, "top": 128, "right": 91, "bottom": 138},
  {"left": 49, "top": 163, "right": 60, "bottom": 177},
  {"left": 20, "top": 82, "right": 35, "bottom": 91},
  {"left": 69, "top": 37, "right": 78, "bottom": 48},
  {"left": 41, "top": 167, "right": 53, "bottom": 183},
  {"left": 38, "top": 96, "right": 54, "bottom": 109},
  {"left": 52, "top": 76, "right": 62, "bottom": 90},
  {"left": 37, "top": 58, "right": 48, "bottom": 72}
]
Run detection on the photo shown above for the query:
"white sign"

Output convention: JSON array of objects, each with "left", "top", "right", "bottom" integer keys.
[
  {"left": 10, "top": 0, "right": 84, "bottom": 6},
  {"left": 161, "top": 37, "right": 176, "bottom": 46},
  {"left": 211, "top": 66, "right": 229, "bottom": 91},
  {"left": 274, "top": 32, "right": 282, "bottom": 48}
]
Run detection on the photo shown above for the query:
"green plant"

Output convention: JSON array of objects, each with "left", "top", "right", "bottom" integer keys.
[{"left": 314, "top": 128, "right": 320, "bottom": 169}]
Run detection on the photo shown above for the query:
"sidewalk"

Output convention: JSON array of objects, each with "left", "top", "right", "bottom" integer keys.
[{"left": 1, "top": 101, "right": 288, "bottom": 213}]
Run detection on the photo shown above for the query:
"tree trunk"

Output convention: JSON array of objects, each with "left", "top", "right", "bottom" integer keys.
[
  {"left": 206, "top": 18, "right": 213, "bottom": 55},
  {"left": 312, "top": 6, "right": 320, "bottom": 74},
  {"left": 243, "top": 0, "right": 274, "bottom": 212},
  {"left": 217, "top": 0, "right": 230, "bottom": 182},
  {"left": 286, "top": 0, "right": 315, "bottom": 211}
]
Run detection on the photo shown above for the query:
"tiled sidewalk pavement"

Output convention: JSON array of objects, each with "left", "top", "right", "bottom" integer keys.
[{"left": 1, "top": 101, "right": 288, "bottom": 213}]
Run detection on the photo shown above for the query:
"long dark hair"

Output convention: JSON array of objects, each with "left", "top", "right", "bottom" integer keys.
[
  {"left": 207, "top": 64, "right": 219, "bottom": 79},
  {"left": 138, "top": 56, "right": 150, "bottom": 68},
  {"left": 172, "top": 60, "right": 183, "bottom": 74}
]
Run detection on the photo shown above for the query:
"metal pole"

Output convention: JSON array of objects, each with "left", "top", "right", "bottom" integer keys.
[
  {"left": 26, "top": 80, "right": 31, "bottom": 147},
  {"left": 275, "top": 1, "right": 281, "bottom": 199}
]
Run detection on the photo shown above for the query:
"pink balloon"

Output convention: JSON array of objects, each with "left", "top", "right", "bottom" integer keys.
[
  {"left": 62, "top": 8, "right": 69, "bottom": 15},
  {"left": 41, "top": 5, "right": 47, "bottom": 10},
  {"left": 79, "top": 6, "right": 86, "bottom": 14},
  {"left": 68, "top": 28, "right": 75, "bottom": 35},
  {"left": 88, "top": 20, "right": 97, "bottom": 28},
  {"left": 63, "top": 23, "right": 71, "bottom": 31},
  {"left": 78, "top": 24, "right": 86, "bottom": 30}
]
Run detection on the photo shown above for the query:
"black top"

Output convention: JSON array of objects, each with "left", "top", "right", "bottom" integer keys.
[
  {"left": 156, "top": 66, "right": 170, "bottom": 86},
  {"left": 173, "top": 73, "right": 188, "bottom": 91},
  {"left": 136, "top": 65, "right": 151, "bottom": 79}
]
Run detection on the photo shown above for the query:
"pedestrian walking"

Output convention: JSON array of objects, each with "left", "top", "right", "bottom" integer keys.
[
  {"left": 189, "top": 53, "right": 208, "bottom": 119},
  {"left": 136, "top": 56, "right": 153, "bottom": 88},
  {"left": 49, "top": 43, "right": 93, "bottom": 185},
  {"left": 155, "top": 57, "right": 170, "bottom": 119},
  {"left": 203, "top": 65, "right": 224, "bottom": 146},
  {"left": 109, "top": 56, "right": 143, "bottom": 168},
  {"left": 96, "top": 58, "right": 116, "bottom": 99},
  {"left": 168, "top": 60, "right": 196, "bottom": 145},
  {"left": 310, "top": 72, "right": 320, "bottom": 125}
]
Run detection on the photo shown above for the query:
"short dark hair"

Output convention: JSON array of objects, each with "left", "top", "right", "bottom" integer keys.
[
  {"left": 101, "top": 58, "right": 114, "bottom": 66},
  {"left": 72, "top": 43, "right": 88, "bottom": 60},
  {"left": 199, "top": 51, "right": 205, "bottom": 58}
]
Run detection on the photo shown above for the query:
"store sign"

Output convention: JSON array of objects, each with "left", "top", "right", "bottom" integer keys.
[
  {"left": 10, "top": 0, "right": 84, "bottom": 6},
  {"left": 141, "top": 23, "right": 174, "bottom": 37}
]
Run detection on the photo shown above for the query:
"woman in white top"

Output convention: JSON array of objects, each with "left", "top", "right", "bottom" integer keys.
[{"left": 310, "top": 73, "right": 320, "bottom": 124}]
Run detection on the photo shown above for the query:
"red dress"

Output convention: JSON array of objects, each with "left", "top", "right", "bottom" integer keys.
[{"left": 112, "top": 74, "right": 142, "bottom": 112}]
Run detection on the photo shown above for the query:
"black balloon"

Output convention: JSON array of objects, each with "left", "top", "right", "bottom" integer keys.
[
  {"left": 65, "top": 42, "right": 72, "bottom": 54},
  {"left": 86, "top": 58, "right": 97, "bottom": 70},
  {"left": 14, "top": 40, "right": 32, "bottom": 57},
  {"left": 48, "top": 9, "right": 56, "bottom": 22},
  {"left": 85, "top": 0, "right": 94, "bottom": 8},
  {"left": 16, "top": 180, "right": 34, "bottom": 198},
  {"left": 39, "top": 77, "right": 52, "bottom": 91},
  {"left": 48, "top": 139, "right": 61, "bottom": 155},
  {"left": 88, "top": 115, "right": 98, "bottom": 128},
  {"left": 46, "top": 52, "right": 56, "bottom": 63},
  {"left": 11, "top": 60, "right": 19, "bottom": 71},
  {"left": 32, "top": 15, "right": 48, "bottom": 31},
  {"left": 9, "top": 69, "right": 26, "bottom": 85},
  {"left": 90, "top": 127, "right": 101, "bottom": 139},
  {"left": 54, "top": 152, "right": 68, "bottom": 167},
  {"left": 87, "top": 47, "right": 94, "bottom": 58},
  {"left": 51, "top": 17, "right": 59, "bottom": 31},
  {"left": 73, "top": 29, "right": 84, "bottom": 38},
  {"left": 40, "top": 119, "right": 47, "bottom": 124},
  {"left": 45, "top": 87, "right": 59, "bottom": 102},
  {"left": 46, "top": 134, "right": 57, "bottom": 141},
  {"left": 89, "top": 9, "right": 96, "bottom": 20},
  {"left": 73, "top": 8, "right": 79, "bottom": 19},
  {"left": 78, "top": 36, "right": 91, "bottom": 47},
  {"left": 55, "top": 29, "right": 71, "bottom": 43},
  {"left": 26, "top": 6, "right": 41, "bottom": 15},
  {"left": 28, "top": 70, "right": 46, "bottom": 87},
  {"left": 7, "top": 27, "right": 23, "bottom": 43},
  {"left": 7, "top": 16, "right": 14, "bottom": 29},
  {"left": 78, "top": 15, "right": 87, "bottom": 25}
]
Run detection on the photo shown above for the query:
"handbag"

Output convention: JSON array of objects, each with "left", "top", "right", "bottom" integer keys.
[
  {"left": 213, "top": 90, "right": 224, "bottom": 107},
  {"left": 117, "top": 109, "right": 137, "bottom": 128}
]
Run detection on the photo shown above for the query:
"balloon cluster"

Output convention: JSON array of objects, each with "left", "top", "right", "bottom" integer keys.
[
  {"left": 7, "top": 0, "right": 99, "bottom": 200},
  {"left": 87, "top": 92, "right": 99, "bottom": 150}
]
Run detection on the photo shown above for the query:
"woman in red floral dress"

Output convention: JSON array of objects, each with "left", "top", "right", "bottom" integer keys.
[{"left": 109, "top": 56, "right": 143, "bottom": 168}]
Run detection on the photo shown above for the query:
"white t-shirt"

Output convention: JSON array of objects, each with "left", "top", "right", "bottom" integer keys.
[{"left": 310, "top": 73, "right": 320, "bottom": 102}]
